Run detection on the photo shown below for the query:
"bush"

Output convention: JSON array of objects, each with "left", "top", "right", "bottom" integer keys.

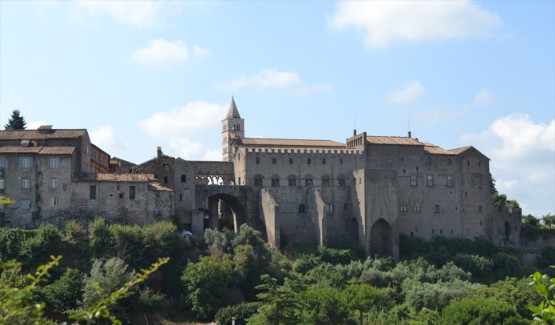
[
  {"left": 215, "top": 303, "right": 258, "bottom": 325},
  {"left": 440, "top": 298, "right": 522, "bottom": 324},
  {"left": 453, "top": 254, "right": 494, "bottom": 278},
  {"left": 39, "top": 268, "right": 83, "bottom": 313}
]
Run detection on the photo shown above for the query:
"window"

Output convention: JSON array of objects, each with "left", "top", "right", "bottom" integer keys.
[
  {"left": 255, "top": 157, "right": 260, "bottom": 164},
  {"left": 344, "top": 203, "right": 349, "bottom": 211},
  {"left": 20, "top": 200, "right": 31, "bottom": 209},
  {"left": 479, "top": 205, "right": 482, "bottom": 213},
  {"left": 129, "top": 186, "right": 136, "bottom": 200},
  {"left": 50, "top": 157, "right": 59, "bottom": 168},
  {"left": 435, "top": 204, "right": 440, "bottom": 214},
  {"left": 298, "top": 204, "right": 306, "bottom": 214},
  {"left": 426, "top": 175, "right": 433, "bottom": 187},
  {"left": 410, "top": 175, "right": 417, "bottom": 186},
  {"left": 181, "top": 174, "right": 187, "bottom": 183},
  {"left": 447, "top": 175, "right": 453, "bottom": 187},
  {"left": 163, "top": 176, "right": 168, "bottom": 184},
  {"left": 322, "top": 177, "right": 330, "bottom": 187},
  {"left": 49, "top": 178, "right": 58, "bottom": 189},
  {"left": 325, "top": 204, "right": 334, "bottom": 213},
  {"left": 271, "top": 177, "right": 280, "bottom": 187},
  {"left": 447, "top": 158, "right": 452, "bottom": 165},
  {"left": 339, "top": 158, "right": 343, "bottom": 164},
  {"left": 0, "top": 156, "right": 6, "bottom": 168},
  {"left": 90, "top": 185, "right": 97, "bottom": 200},
  {"left": 20, "top": 157, "right": 32, "bottom": 168},
  {"left": 272, "top": 158, "right": 276, "bottom": 164},
  {"left": 0, "top": 179, "right": 4, "bottom": 189},
  {"left": 305, "top": 178, "right": 313, "bottom": 187},
  {"left": 338, "top": 178, "right": 346, "bottom": 187},
  {"left": 254, "top": 177, "right": 263, "bottom": 187},
  {"left": 50, "top": 197, "right": 58, "bottom": 206},
  {"left": 288, "top": 176, "right": 297, "bottom": 187},
  {"left": 322, "top": 158, "right": 326, "bottom": 165},
  {"left": 400, "top": 204, "right": 407, "bottom": 212},
  {"left": 289, "top": 158, "right": 293, "bottom": 164},
  {"left": 307, "top": 158, "right": 311, "bottom": 165},
  {"left": 414, "top": 203, "right": 421, "bottom": 212},
  {"left": 76, "top": 201, "right": 85, "bottom": 208},
  {"left": 179, "top": 194, "right": 183, "bottom": 201},
  {"left": 22, "top": 179, "right": 30, "bottom": 189}
]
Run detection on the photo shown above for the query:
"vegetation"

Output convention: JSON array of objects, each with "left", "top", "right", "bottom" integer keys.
[
  {"left": 1, "top": 217, "right": 555, "bottom": 324},
  {"left": 4, "top": 109, "right": 26, "bottom": 130}
]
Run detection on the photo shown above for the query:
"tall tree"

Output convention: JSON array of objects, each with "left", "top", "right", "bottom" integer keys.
[{"left": 4, "top": 110, "right": 27, "bottom": 130}]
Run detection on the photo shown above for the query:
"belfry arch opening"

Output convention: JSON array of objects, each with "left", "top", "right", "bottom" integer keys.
[
  {"left": 369, "top": 218, "right": 393, "bottom": 258},
  {"left": 202, "top": 193, "right": 245, "bottom": 232}
]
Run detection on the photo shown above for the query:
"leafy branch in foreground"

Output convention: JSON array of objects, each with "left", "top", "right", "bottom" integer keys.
[
  {"left": 529, "top": 266, "right": 555, "bottom": 324},
  {"left": 0, "top": 255, "right": 62, "bottom": 324},
  {"left": 70, "top": 257, "right": 169, "bottom": 325}
]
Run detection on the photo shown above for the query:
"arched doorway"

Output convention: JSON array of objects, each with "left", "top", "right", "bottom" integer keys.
[
  {"left": 204, "top": 193, "right": 245, "bottom": 232},
  {"left": 369, "top": 219, "right": 393, "bottom": 258}
]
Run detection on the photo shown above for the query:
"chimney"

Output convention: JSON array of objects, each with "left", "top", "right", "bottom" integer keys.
[
  {"left": 353, "top": 129, "right": 357, "bottom": 136},
  {"left": 408, "top": 131, "right": 412, "bottom": 138},
  {"left": 157, "top": 146, "right": 163, "bottom": 158}
]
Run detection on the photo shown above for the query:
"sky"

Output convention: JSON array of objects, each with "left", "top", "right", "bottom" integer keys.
[{"left": 0, "top": 1, "right": 553, "bottom": 217}]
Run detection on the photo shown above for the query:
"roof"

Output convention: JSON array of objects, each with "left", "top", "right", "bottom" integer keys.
[
  {"left": 423, "top": 142, "right": 455, "bottom": 155},
  {"left": 0, "top": 146, "right": 75, "bottom": 155},
  {"left": 241, "top": 138, "right": 346, "bottom": 148},
  {"left": 448, "top": 146, "right": 473, "bottom": 155},
  {"left": 149, "top": 182, "right": 173, "bottom": 191},
  {"left": 225, "top": 97, "right": 241, "bottom": 119},
  {"left": 366, "top": 136, "right": 423, "bottom": 146},
  {"left": 0, "top": 129, "right": 87, "bottom": 140},
  {"left": 95, "top": 173, "right": 156, "bottom": 182}
]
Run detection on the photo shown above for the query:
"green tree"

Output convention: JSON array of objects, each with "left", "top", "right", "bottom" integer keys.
[
  {"left": 344, "top": 283, "right": 384, "bottom": 325},
  {"left": 39, "top": 268, "right": 83, "bottom": 313},
  {"left": 440, "top": 298, "right": 522, "bottom": 324},
  {"left": 543, "top": 214, "right": 555, "bottom": 227},
  {"left": 523, "top": 214, "right": 540, "bottom": 227},
  {"left": 299, "top": 285, "right": 349, "bottom": 325},
  {"left": 181, "top": 255, "right": 235, "bottom": 320},
  {"left": 248, "top": 275, "right": 300, "bottom": 325},
  {"left": 4, "top": 109, "right": 26, "bottom": 130}
]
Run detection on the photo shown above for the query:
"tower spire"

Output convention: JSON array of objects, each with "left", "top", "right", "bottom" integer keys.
[{"left": 226, "top": 96, "right": 241, "bottom": 119}]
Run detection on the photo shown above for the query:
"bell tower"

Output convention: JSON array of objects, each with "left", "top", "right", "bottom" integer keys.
[{"left": 222, "top": 97, "right": 244, "bottom": 161}]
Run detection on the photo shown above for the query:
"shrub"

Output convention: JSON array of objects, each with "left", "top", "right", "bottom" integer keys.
[
  {"left": 440, "top": 298, "right": 522, "bottom": 324},
  {"left": 215, "top": 303, "right": 258, "bottom": 325}
]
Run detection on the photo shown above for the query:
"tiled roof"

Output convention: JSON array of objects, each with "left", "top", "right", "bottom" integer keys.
[
  {"left": 366, "top": 136, "right": 423, "bottom": 145},
  {"left": 423, "top": 143, "right": 455, "bottom": 155},
  {"left": 95, "top": 173, "right": 156, "bottom": 182},
  {"left": 0, "top": 146, "right": 75, "bottom": 155},
  {"left": 0, "top": 129, "right": 87, "bottom": 140},
  {"left": 449, "top": 146, "right": 473, "bottom": 155},
  {"left": 241, "top": 138, "right": 345, "bottom": 148},
  {"left": 149, "top": 182, "right": 173, "bottom": 191}
]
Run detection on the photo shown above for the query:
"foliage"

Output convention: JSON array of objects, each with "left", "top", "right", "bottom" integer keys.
[
  {"left": 543, "top": 214, "right": 555, "bottom": 227},
  {"left": 0, "top": 227, "right": 33, "bottom": 262},
  {"left": 344, "top": 283, "right": 384, "bottom": 325},
  {"left": 440, "top": 298, "right": 522, "bottom": 324},
  {"left": 181, "top": 254, "right": 235, "bottom": 319},
  {"left": 247, "top": 275, "right": 301, "bottom": 325},
  {"left": 523, "top": 214, "right": 540, "bottom": 227},
  {"left": 39, "top": 268, "right": 83, "bottom": 313},
  {"left": 21, "top": 223, "right": 64, "bottom": 267},
  {"left": 0, "top": 255, "right": 60, "bottom": 323},
  {"left": 403, "top": 278, "right": 481, "bottom": 311},
  {"left": 215, "top": 303, "right": 258, "bottom": 325},
  {"left": 4, "top": 109, "right": 26, "bottom": 130},
  {"left": 88, "top": 217, "right": 115, "bottom": 259},
  {"left": 298, "top": 285, "right": 350, "bottom": 325},
  {"left": 453, "top": 253, "right": 494, "bottom": 278}
]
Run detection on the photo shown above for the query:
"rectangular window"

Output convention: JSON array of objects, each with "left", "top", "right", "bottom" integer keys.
[
  {"left": 305, "top": 178, "right": 313, "bottom": 187},
  {"left": 322, "top": 178, "right": 330, "bottom": 187},
  {"left": 50, "top": 197, "right": 58, "bottom": 206},
  {"left": 20, "top": 200, "right": 31, "bottom": 209},
  {"left": 89, "top": 185, "right": 97, "bottom": 200},
  {"left": 272, "top": 158, "right": 276, "bottom": 164},
  {"left": 288, "top": 178, "right": 296, "bottom": 187},
  {"left": 50, "top": 157, "right": 59, "bottom": 168},
  {"left": 447, "top": 175, "right": 453, "bottom": 187},
  {"left": 325, "top": 204, "right": 334, "bottom": 213},
  {"left": 181, "top": 174, "right": 186, "bottom": 183},
  {"left": 129, "top": 186, "right": 136, "bottom": 200},
  {"left": 0, "top": 156, "right": 6, "bottom": 168},
  {"left": 20, "top": 157, "right": 32, "bottom": 168},
  {"left": 435, "top": 204, "right": 440, "bottom": 214},
  {"left": 75, "top": 201, "right": 85, "bottom": 208},
  {"left": 22, "top": 179, "right": 30, "bottom": 189},
  {"left": 338, "top": 178, "right": 346, "bottom": 187},
  {"left": 427, "top": 175, "right": 433, "bottom": 187},
  {"left": 307, "top": 158, "right": 311, "bottom": 165},
  {"left": 49, "top": 178, "right": 58, "bottom": 189},
  {"left": 254, "top": 178, "right": 263, "bottom": 186},
  {"left": 0, "top": 179, "right": 4, "bottom": 189},
  {"left": 271, "top": 178, "right": 280, "bottom": 187},
  {"left": 410, "top": 175, "right": 417, "bottom": 186}
]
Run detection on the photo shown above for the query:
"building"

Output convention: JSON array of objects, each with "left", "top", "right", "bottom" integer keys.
[{"left": 0, "top": 98, "right": 520, "bottom": 257}]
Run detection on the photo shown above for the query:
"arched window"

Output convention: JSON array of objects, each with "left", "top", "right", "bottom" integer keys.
[
  {"left": 288, "top": 175, "right": 297, "bottom": 187},
  {"left": 321, "top": 175, "right": 330, "bottom": 187},
  {"left": 305, "top": 177, "right": 313, "bottom": 187},
  {"left": 298, "top": 204, "right": 306, "bottom": 213},
  {"left": 254, "top": 175, "right": 263, "bottom": 186},
  {"left": 271, "top": 176, "right": 280, "bottom": 187}
]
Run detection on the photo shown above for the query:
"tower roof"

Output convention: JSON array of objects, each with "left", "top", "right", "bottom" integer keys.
[{"left": 226, "top": 97, "right": 241, "bottom": 119}]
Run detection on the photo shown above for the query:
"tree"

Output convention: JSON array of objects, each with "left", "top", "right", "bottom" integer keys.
[
  {"left": 344, "top": 283, "right": 384, "bottom": 325},
  {"left": 4, "top": 110, "right": 26, "bottom": 130},
  {"left": 248, "top": 275, "right": 300, "bottom": 325}
]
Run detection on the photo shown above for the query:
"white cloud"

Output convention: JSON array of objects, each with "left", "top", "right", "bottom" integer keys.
[
  {"left": 473, "top": 89, "right": 494, "bottom": 107},
  {"left": 387, "top": 81, "right": 425, "bottom": 104},
  {"left": 222, "top": 69, "right": 331, "bottom": 94},
  {"left": 129, "top": 39, "right": 210, "bottom": 66},
  {"left": 462, "top": 114, "right": 555, "bottom": 216},
  {"left": 90, "top": 125, "right": 126, "bottom": 154},
  {"left": 329, "top": 0, "right": 502, "bottom": 47},
  {"left": 74, "top": 1, "right": 172, "bottom": 28},
  {"left": 27, "top": 121, "right": 48, "bottom": 130},
  {"left": 139, "top": 101, "right": 226, "bottom": 139}
]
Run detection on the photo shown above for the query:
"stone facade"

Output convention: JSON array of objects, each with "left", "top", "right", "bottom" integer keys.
[{"left": 0, "top": 99, "right": 521, "bottom": 258}]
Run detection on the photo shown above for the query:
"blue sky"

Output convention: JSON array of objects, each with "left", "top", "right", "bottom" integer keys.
[{"left": 1, "top": 1, "right": 553, "bottom": 217}]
